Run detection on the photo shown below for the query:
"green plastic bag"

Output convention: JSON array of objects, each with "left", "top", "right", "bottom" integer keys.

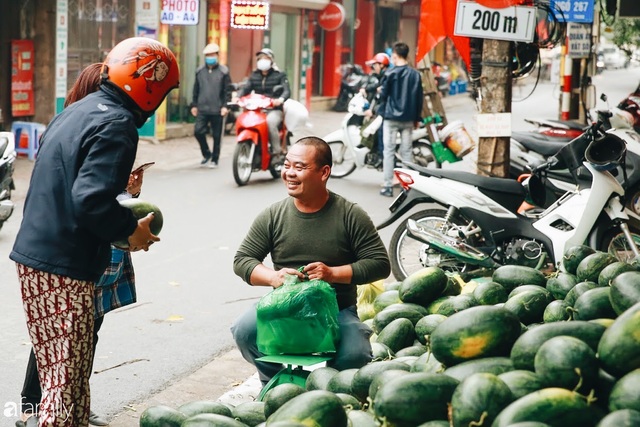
[{"left": 256, "top": 276, "right": 341, "bottom": 355}]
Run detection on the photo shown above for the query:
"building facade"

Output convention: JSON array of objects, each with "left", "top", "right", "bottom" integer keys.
[{"left": 0, "top": 0, "right": 424, "bottom": 138}]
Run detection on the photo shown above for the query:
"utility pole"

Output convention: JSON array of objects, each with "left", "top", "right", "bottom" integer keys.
[{"left": 477, "top": 40, "right": 512, "bottom": 178}]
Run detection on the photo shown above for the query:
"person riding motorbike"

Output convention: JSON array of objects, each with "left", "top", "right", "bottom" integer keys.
[
  {"left": 360, "top": 53, "right": 391, "bottom": 169},
  {"left": 237, "top": 48, "right": 291, "bottom": 165}
]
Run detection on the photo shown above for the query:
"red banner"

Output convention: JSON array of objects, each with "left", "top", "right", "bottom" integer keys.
[
  {"left": 416, "top": 0, "right": 470, "bottom": 66},
  {"left": 11, "top": 39, "right": 35, "bottom": 117}
]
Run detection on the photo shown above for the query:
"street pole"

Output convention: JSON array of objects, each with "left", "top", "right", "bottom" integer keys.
[{"left": 477, "top": 39, "right": 512, "bottom": 178}]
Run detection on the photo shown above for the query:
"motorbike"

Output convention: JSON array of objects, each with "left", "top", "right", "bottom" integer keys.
[
  {"left": 332, "top": 64, "right": 367, "bottom": 113},
  {"left": 377, "top": 119, "right": 640, "bottom": 281},
  {"left": 324, "top": 93, "right": 475, "bottom": 178},
  {"left": 232, "top": 92, "right": 291, "bottom": 186},
  {"left": 0, "top": 131, "right": 16, "bottom": 231},
  {"left": 223, "top": 81, "right": 244, "bottom": 135}
]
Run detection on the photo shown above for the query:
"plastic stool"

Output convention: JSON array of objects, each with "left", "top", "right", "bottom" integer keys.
[
  {"left": 12, "top": 121, "right": 46, "bottom": 160},
  {"left": 255, "top": 354, "right": 333, "bottom": 401}
]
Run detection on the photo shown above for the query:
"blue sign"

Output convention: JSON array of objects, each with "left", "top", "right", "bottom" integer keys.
[{"left": 550, "top": 0, "right": 595, "bottom": 23}]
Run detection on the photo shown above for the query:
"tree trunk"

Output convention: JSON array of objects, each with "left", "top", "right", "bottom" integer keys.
[{"left": 477, "top": 39, "right": 512, "bottom": 178}]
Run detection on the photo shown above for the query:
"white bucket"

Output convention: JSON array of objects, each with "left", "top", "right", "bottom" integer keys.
[{"left": 439, "top": 120, "right": 475, "bottom": 159}]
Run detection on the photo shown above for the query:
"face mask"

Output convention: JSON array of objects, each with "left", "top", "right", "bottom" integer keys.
[
  {"left": 205, "top": 57, "right": 218, "bottom": 66},
  {"left": 257, "top": 58, "right": 272, "bottom": 71}
]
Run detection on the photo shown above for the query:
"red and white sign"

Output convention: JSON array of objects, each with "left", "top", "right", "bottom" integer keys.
[
  {"left": 318, "top": 2, "right": 345, "bottom": 32},
  {"left": 475, "top": 0, "right": 526, "bottom": 8},
  {"left": 11, "top": 39, "right": 35, "bottom": 117},
  {"left": 161, "top": 0, "right": 199, "bottom": 25}
]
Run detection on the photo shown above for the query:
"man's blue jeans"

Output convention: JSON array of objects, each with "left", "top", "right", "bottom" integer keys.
[
  {"left": 230, "top": 304, "right": 373, "bottom": 385},
  {"left": 382, "top": 120, "right": 414, "bottom": 188}
]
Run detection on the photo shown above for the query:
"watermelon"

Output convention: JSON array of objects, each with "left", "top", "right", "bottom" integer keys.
[
  {"left": 325, "top": 369, "right": 358, "bottom": 395},
  {"left": 231, "top": 401, "right": 265, "bottom": 426},
  {"left": 112, "top": 198, "right": 163, "bottom": 248},
  {"left": 376, "top": 318, "right": 415, "bottom": 353},
  {"left": 434, "top": 293, "right": 477, "bottom": 316},
  {"left": 414, "top": 314, "right": 447, "bottom": 345},
  {"left": 498, "top": 370, "right": 545, "bottom": 400},
  {"left": 609, "top": 271, "right": 640, "bottom": 315},
  {"left": 608, "top": 369, "right": 640, "bottom": 412},
  {"left": 443, "top": 357, "right": 514, "bottom": 382},
  {"left": 139, "top": 405, "right": 187, "bottom": 427},
  {"left": 472, "top": 281, "right": 508, "bottom": 305},
  {"left": 430, "top": 306, "right": 521, "bottom": 366},
  {"left": 450, "top": 373, "right": 514, "bottom": 427},
  {"left": 267, "top": 390, "right": 347, "bottom": 426},
  {"left": 572, "top": 287, "right": 616, "bottom": 320},
  {"left": 350, "top": 360, "right": 411, "bottom": 402},
  {"left": 346, "top": 410, "right": 378, "bottom": 427},
  {"left": 492, "top": 265, "right": 547, "bottom": 291},
  {"left": 565, "top": 281, "right": 599, "bottom": 307},
  {"left": 543, "top": 300, "right": 572, "bottom": 322},
  {"left": 533, "top": 336, "right": 599, "bottom": 393},
  {"left": 504, "top": 290, "right": 549, "bottom": 325},
  {"left": 305, "top": 367, "right": 338, "bottom": 391},
  {"left": 596, "top": 409, "right": 640, "bottom": 427},
  {"left": 576, "top": 252, "right": 617, "bottom": 283},
  {"left": 597, "top": 302, "right": 640, "bottom": 378},
  {"left": 399, "top": 266, "right": 448, "bottom": 306},
  {"left": 367, "top": 369, "right": 412, "bottom": 401},
  {"left": 182, "top": 414, "right": 248, "bottom": 427},
  {"left": 410, "top": 351, "right": 445, "bottom": 374},
  {"left": 598, "top": 262, "right": 635, "bottom": 287},
  {"left": 263, "top": 384, "right": 306, "bottom": 418},
  {"left": 372, "top": 290, "right": 401, "bottom": 313},
  {"left": 373, "top": 373, "right": 459, "bottom": 425},
  {"left": 546, "top": 272, "right": 578, "bottom": 300},
  {"left": 177, "top": 401, "right": 233, "bottom": 418},
  {"left": 492, "top": 388, "right": 602, "bottom": 427},
  {"left": 562, "top": 245, "right": 596, "bottom": 274}
]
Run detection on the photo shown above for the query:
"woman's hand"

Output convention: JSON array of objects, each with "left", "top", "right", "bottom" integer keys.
[{"left": 127, "top": 170, "right": 144, "bottom": 197}]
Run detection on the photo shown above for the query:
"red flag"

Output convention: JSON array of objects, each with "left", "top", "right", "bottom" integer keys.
[{"left": 416, "top": 0, "right": 471, "bottom": 66}]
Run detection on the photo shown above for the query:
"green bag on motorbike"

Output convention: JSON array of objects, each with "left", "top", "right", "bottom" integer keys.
[{"left": 256, "top": 277, "right": 341, "bottom": 355}]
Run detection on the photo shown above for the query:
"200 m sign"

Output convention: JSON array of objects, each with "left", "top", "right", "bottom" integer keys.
[{"left": 454, "top": 0, "right": 536, "bottom": 42}]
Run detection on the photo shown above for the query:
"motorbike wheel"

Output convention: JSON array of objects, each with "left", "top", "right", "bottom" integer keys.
[
  {"left": 389, "top": 208, "right": 475, "bottom": 281},
  {"left": 233, "top": 141, "right": 254, "bottom": 186},
  {"left": 599, "top": 226, "right": 640, "bottom": 263},
  {"left": 328, "top": 140, "right": 357, "bottom": 178},
  {"left": 411, "top": 140, "right": 438, "bottom": 168}
]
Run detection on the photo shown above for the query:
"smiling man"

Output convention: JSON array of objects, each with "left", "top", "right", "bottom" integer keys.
[{"left": 231, "top": 136, "right": 390, "bottom": 386}]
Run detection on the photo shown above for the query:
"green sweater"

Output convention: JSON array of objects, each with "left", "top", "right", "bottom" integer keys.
[{"left": 233, "top": 192, "right": 391, "bottom": 310}]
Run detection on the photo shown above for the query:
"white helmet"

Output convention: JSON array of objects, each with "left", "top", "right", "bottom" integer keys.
[{"left": 203, "top": 43, "right": 220, "bottom": 55}]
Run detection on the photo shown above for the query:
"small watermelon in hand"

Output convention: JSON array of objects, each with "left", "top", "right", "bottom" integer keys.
[{"left": 112, "top": 198, "right": 163, "bottom": 248}]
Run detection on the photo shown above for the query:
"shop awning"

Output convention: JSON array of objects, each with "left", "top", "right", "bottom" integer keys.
[{"left": 269, "top": 0, "right": 330, "bottom": 10}]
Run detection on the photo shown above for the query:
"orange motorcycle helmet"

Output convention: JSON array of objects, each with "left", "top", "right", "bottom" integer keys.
[{"left": 102, "top": 37, "right": 180, "bottom": 113}]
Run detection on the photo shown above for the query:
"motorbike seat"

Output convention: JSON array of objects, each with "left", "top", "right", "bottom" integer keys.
[
  {"left": 524, "top": 118, "right": 586, "bottom": 131},
  {"left": 418, "top": 168, "right": 524, "bottom": 195},
  {"left": 512, "top": 131, "right": 573, "bottom": 157},
  {"left": 408, "top": 162, "right": 526, "bottom": 213}
]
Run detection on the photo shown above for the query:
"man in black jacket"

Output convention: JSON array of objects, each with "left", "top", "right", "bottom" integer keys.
[
  {"left": 191, "top": 43, "right": 232, "bottom": 168},
  {"left": 238, "top": 48, "right": 291, "bottom": 163},
  {"left": 377, "top": 42, "right": 423, "bottom": 197}
]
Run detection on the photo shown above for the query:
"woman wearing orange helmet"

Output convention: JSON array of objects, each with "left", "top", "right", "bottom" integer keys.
[{"left": 10, "top": 37, "right": 179, "bottom": 427}]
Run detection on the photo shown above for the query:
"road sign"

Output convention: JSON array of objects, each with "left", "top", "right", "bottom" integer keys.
[
  {"left": 475, "top": 0, "right": 525, "bottom": 8},
  {"left": 454, "top": 1, "right": 536, "bottom": 42},
  {"left": 550, "top": 0, "right": 595, "bottom": 23},
  {"left": 567, "top": 23, "right": 591, "bottom": 58}
]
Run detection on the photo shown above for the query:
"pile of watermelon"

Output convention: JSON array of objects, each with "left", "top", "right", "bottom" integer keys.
[{"left": 139, "top": 245, "right": 640, "bottom": 427}]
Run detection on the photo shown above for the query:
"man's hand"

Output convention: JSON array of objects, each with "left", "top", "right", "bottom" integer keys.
[
  {"left": 270, "top": 268, "right": 304, "bottom": 288},
  {"left": 364, "top": 110, "right": 373, "bottom": 118},
  {"left": 126, "top": 171, "right": 144, "bottom": 196},
  {"left": 190, "top": 107, "right": 198, "bottom": 117},
  {"left": 302, "top": 262, "right": 335, "bottom": 282},
  {"left": 127, "top": 213, "right": 160, "bottom": 252},
  {"left": 221, "top": 107, "right": 229, "bottom": 117},
  {"left": 272, "top": 97, "right": 284, "bottom": 107}
]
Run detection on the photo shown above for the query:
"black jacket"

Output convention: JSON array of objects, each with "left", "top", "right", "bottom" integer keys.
[
  {"left": 10, "top": 87, "right": 139, "bottom": 281},
  {"left": 191, "top": 64, "right": 232, "bottom": 114},
  {"left": 239, "top": 68, "right": 291, "bottom": 108},
  {"left": 378, "top": 65, "right": 424, "bottom": 123}
]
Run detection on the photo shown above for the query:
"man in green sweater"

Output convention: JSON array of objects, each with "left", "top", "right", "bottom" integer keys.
[{"left": 232, "top": 136, "right": 391, "bottom": 385}]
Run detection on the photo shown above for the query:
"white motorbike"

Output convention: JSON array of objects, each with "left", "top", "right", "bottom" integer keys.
[
  {"left": 0, "top": 131, "right": 16, "bottom": 232},
  {"left": 378, "top": 121, "right": 640, "bottom": 280},
  {"left": 323, "top": 94, "right": 474, "bottom": 178}
]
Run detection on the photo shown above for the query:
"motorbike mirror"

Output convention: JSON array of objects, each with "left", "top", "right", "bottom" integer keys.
[{"left": 273, "top": 85, "right": 284, "bottom": 98}]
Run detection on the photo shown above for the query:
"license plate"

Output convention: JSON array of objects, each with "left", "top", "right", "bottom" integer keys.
[{"left": 389, "top": 190, "right": 407, "bottom": 212}]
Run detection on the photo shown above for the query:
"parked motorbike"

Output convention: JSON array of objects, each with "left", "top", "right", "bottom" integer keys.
[
  {"left": 232, "top": 91, "right": 291, "bottom": 186},
  {"left": 324, "top": 93, "right": 475, "bottom": 178},
  {"left": 0, "top": 131, "right": 16, "bottom": 231},
  {"left": 378, "top": 119, "right": 640, "bottom": 281}
]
